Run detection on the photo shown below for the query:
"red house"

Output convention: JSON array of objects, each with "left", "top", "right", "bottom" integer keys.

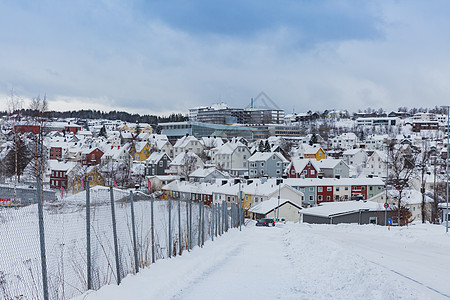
[
  {"left": 316, "top": 185, "right": 333, "bottom": 204},
  {"left": 14, "top": 125, "right": 41, "bottom": 134},
  {"left": 49, "top": 161, "right": 78, "bottom": 189},
  {"left": 351, "top": 185, "right": 367, "bottom": 200},
  {"left": 81, "top": 147, "right": 104, "bottom": 166},
  {"left": 286, "top": 159, "right": 319, "bottom": 178},
  {"left": 64, "top": 125, "right": 82, "bottom": 134}
]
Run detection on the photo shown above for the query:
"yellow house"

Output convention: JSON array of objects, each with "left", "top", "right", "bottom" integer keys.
[
  {"left": 72, "top": 167, "right": 105, "bottom": 193},
  {"left": 129, "top": 142, "right": 152, "bottom": 161},
  {"left": 119, "top": 123, "right": 153, "bottom": 134},
  {"left": 304, "top": 146, "right": 326, "bottom": 161}
]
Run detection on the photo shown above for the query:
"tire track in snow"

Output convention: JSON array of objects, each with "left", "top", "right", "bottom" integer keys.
[{"left": 366, "top": 259, "right": 450, "bottom": 299}]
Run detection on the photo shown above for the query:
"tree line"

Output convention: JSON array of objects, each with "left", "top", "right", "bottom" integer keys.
[{"left": 0, "top": 109, "right": 188, "bottom": 125}]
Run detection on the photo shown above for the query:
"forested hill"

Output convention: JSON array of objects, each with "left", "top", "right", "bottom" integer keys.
[{"left": 0, "top": 109, "right": 188, "bottom": 124}]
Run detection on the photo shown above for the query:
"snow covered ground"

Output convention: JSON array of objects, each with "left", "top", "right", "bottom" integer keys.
[{"left": 74, "top": 222, "right": 450, "bottom": 300}]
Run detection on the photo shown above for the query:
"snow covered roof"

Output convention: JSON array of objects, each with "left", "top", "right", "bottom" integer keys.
[
  {"left": 170, "top": 151, "right": 202, "bottom": 166},
  {"left": 388, "top": 189, "right": 434, "bottom": 204},
  {"left": 315, "top": 159, "right": 347, "bottom": 169},
  {"left": 49, "top": 160, "right": 78, "bottom": 172},
  {"left": 248, "top": 152, "right": 288, "bottom": 163},
  {"left": 343, "top": 148, "right": 365, "bottom": 156},
  {"left": 288, "top": 159, "right": 319, "bottom": 173},
  {"left": 174, "top": 135, "right": 199, "bottom": 148},
  {"left": 189, "top": 167, "right": 223, "bottom": 178},
  {"left": 300, "top": 200, "right": 387, "bottom": 218},
  {"left": 282, "top": 177, "right": 385, "bottom": 187},
  {"left": 249, "top": 197, "right": 301, "bottom": 214},
  {"left": 215, "top": 141, "right": 247, "bottom": 155},
  {"left": 146, "top": 152, "right": 170, "bottom": 164}
]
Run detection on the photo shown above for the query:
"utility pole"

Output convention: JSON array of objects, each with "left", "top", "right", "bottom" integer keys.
[
  {"left": 385, "top": 145, "right": 389, "bottom": 226},
  {"left": 443, "top": 106, "right": 450, "bottom": 233}
]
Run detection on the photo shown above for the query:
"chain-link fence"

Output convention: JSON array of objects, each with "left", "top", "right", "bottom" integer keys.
[{"left": 0, "top": 182, "right": 243, "bottom": 300}]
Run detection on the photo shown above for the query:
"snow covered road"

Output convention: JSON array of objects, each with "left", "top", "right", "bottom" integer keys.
[{"left": 75, "top": 222, "right": 450, "bottom": 300}]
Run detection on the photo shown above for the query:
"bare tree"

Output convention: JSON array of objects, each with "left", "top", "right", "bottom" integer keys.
[
  {"left": 7, "top": 90, "right": 23, "bottom": 203},
  {"left": 387, "top": 140, "right": 419, "bottom": 225},
  {"left": 181, "top": 153, "right": 198, "bottom": 181},
  {"left": 28, "top": 95, "right": 49, "bottom": 181}
]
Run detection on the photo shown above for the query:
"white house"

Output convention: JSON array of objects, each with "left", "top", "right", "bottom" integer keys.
[
  {"left": 212, "top": 141, "right": 251, "bottom": 176},
  {"left": 173, "top": 135, "right": 204, "bottom": 157},
  {"left": 342, "top": 148, "right": 368, "bottom": 167}
]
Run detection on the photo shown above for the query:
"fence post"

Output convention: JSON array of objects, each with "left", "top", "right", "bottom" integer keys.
[
  {"left": 225, "top": 202, "right": 228, "bottom": 232},
  {"left": 109, "top": 187, "right": 121, "bottom": 284},
  {"left": 190, "top": 197, "right": 193, "bottom": 250},
  {"left": 201, "top": 202, "right": 205, "bottom": 246},
  {"left": 178, "top": 198, "right": 182, "bottom": 256},
  {"left": 198, "top": 201, "right": 201, "bottom": 247},
  {"left": 37, "top": 176, "right": 49, "bottom": 300},
  {"left": 86, "top": 181, "right": 92, "bottom": 290},
  {"left": 168, "top": 197, "right": 172, "bottom": 258},
  {"left": 211, "top": 203, "right": 214, "bottom": 241},
  {"left": 151, "top": 196, "right": 155, "bottom": 264},
  {"left": 130, "top": 191, "right": 139, "bottom": 273},
  {"left": 186, "top": 198, "right": 190, "bottom": 251}
]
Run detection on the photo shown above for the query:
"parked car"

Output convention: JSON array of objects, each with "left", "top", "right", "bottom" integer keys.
[{"left": 256, "top": 218, "right": 275, "bottom": 227}]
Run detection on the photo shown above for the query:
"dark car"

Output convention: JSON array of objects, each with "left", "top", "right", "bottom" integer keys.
[{"left": 256, "top": 218, "right": 275, "bottom": 227}]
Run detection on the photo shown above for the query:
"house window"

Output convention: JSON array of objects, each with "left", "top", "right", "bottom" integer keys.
[
  {"left": 92, "top": 154, "right": 95, "bottom": 159},
  {"left": 318, "top": 187, "right": 323, "bottom": 192},
  {"left": 309, "top": 195, "right": 314, "bottom": 201},
  {"left": 311, "top": 170, "right": 315, "bottom": 175},
  {"left": 344, "top": 195, "right": 348, "bottom": 200},
  {"left": 369, "top": 217, "right": 377, "bottom": 224},
  {"left": 336, "top": 187, "right": 340, "bottom": 191},
  {"left": 335, "top": 195, "right": 339, "bottom": 200},
  {"left": 309, "top": 187, "right": 314, "bottom": 192},
  {"left": 318, "top": 195, "right": 322, "bottom": 200},
  {"left": 327, "top": 187, "right": 332, "bottom": 191},
  {"left": 326, "top": 196, "right": 330, "bottom": 201},
  {"left": 345, "top": 187, "right": 349, "bottom": 190},
  {"left": 272, "top": 155, "right": 276, "bottom": 160},
  {"left": 255, "top": 197, "right": 259, "bottom": 203},
  {"left": 291, "top": 170, "right": 295, "bottom": 175},
  {"left": 261, "top": 162, "right": 265, "bottom": 167}
]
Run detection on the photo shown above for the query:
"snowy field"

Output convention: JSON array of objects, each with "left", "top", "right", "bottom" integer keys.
[{"left": 75, "top": 222, "right": 450, "bottom": 300}]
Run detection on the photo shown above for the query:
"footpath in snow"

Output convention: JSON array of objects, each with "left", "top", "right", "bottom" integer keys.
[{"left": 75, "top": 222, "right": 450, "bottom": 300}]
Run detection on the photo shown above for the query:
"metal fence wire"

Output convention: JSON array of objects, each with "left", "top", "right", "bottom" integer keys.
[{"left": 0, "top": 182, "right": 242, "bottom": 300}]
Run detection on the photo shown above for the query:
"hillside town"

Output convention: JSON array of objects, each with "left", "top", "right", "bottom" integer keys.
[{"left": 1, "top": 96, "right": 449, "bottom": 227}]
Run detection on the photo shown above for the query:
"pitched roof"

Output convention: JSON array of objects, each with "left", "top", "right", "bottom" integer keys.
[
  {"left": 248, "top": 152, "right": 288, "bottom": 163},
  {"left": 315, "top": 159, "right": 347, "bottom": 169},
  {"left": 146, "top": 152, "right": 170, "bottom": 164},
  {"left": 174, "top": 135, "right": 199, "bottom": 148},
  {"left": 300, "top": 200, "right": 388, "bottom": 217},
  {"left": 249, "top": 197, "right": 302, "bottom": 214}
]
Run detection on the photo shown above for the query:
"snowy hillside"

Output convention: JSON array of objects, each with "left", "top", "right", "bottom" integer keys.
[{"left": 74, "top": 222, "right": 450, "bottom": 300}]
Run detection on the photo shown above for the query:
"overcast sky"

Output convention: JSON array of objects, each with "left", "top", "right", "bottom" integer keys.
[{"left": 1, "top": 0, "right": 449, "bottom": 115}]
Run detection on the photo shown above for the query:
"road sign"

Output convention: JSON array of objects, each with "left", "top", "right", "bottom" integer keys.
[
  {"left": 384, "top": 203, "right": 389, "bottom": 209},
  {"left": 388, "top": 218, "right": 392, "bottom": 225}
]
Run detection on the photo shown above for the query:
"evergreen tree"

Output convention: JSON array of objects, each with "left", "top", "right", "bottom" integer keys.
[
  {"left": 264, "top": 140, "right": 271, "bottom": 152},
  {"left": 258, "top": 140, "right": 265, "bottom": 152},
  {"left": 99, "top": 125, "right": 107, "bottom": 138}
]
